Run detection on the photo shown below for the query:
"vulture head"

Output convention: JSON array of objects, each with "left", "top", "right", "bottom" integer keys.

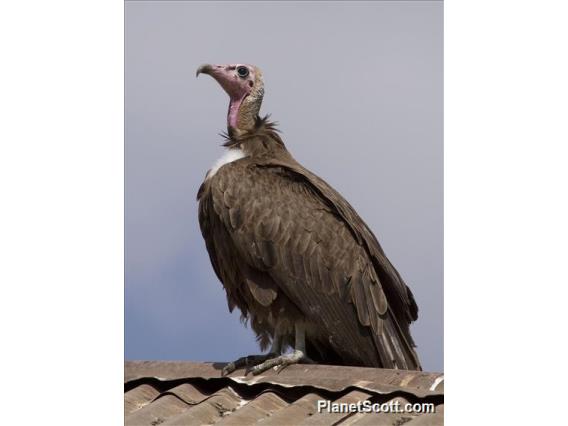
[{"left": 197, "top": 63, "right": 265, "bottom": 135}]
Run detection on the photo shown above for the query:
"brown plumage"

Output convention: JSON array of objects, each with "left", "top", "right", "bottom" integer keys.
[{"left": 197, "top": 63, "right": 421, "bottom": 371}]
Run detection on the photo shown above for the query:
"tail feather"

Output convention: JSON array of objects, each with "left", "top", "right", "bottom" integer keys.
[{"left": 372, "top": 310, "right": 421, "bottom": 370}]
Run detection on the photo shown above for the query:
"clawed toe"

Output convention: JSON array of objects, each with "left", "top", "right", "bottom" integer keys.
[
  {"left": 221, "top": 362, "right": 237, "bottom": 376},
  {"left": 250, "top": 350, "right": 309, "bottom": 375},
  {"left": 221, "top": 353, "right": 277, "bottom": 376}
]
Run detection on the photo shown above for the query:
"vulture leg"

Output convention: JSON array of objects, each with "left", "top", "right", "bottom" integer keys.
[
  {"left": 250, "top": 321, "right": 313, "bottom": 376},
  {"left": 221, "top": 325, "right": 283, "bottom": 376}
]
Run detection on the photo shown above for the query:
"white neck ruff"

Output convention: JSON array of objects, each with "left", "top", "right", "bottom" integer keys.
[{"left": 206, "top": 148, "right": 246, "bottom": 179}]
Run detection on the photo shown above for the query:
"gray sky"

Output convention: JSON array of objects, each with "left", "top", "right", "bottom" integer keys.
[{"left": 125, "top": 1, "right": 443, "bottom": 372}]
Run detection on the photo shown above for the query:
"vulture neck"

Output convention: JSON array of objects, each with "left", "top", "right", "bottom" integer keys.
[
  {"left": 226, "top": 84, "right": 290, "bottom": 162},
  {"left": 224, "top": 115, "right": 289, "bottom": 161},
  {"left": 229, "top": 86, "right": 263, "bottom": 138}
]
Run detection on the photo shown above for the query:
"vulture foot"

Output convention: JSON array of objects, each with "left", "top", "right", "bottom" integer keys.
[
  {"left": 221, "top": 353, "right": 278, "bottom": 376},
  {"left": 250, "top": 350, "right": 313, "bottom": 375}
]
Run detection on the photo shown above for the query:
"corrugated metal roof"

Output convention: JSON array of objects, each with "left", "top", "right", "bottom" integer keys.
[{"left": 125, "top": 361, "right": 444, "bottom": 425}]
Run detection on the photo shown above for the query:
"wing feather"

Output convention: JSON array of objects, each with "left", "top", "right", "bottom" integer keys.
[
  {"left": 256, "top": 158, "right": 420, "bottom": 345},
  {"left": 200, "top": 157, "right": 421, "bottom": 369}
]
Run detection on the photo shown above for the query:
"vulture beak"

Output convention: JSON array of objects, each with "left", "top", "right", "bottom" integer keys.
[
  {"left": 196, "top": 63, "right": 252, "bottom": 101},
  {"left": 196, "top": 64, "right": 214, "bottom": 78}
]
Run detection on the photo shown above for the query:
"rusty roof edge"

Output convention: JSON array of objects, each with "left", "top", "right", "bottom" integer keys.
[{"left": 125, "top": 361, "right": 444, "bottom": 398}]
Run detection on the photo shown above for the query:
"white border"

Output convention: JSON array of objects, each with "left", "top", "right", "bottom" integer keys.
[
  {"left": 446, "top": 0, "right": 568, "bottom": 424},
  {"left": 0, "top": 1, "right": 123, "bottom": 424}
]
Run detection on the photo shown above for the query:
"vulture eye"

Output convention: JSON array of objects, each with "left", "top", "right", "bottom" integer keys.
[{"left": 236, "top": 66, "right": 249, "bottom": 78}]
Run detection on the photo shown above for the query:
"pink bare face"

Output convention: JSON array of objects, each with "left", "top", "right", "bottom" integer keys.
[{"left": 196, "top": 63, "right": 257, "bottom": 128}]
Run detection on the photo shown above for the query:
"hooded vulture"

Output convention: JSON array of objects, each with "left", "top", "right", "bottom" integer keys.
[{"left": 196, "top": 63, "right": 421, "bottom": 374}]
